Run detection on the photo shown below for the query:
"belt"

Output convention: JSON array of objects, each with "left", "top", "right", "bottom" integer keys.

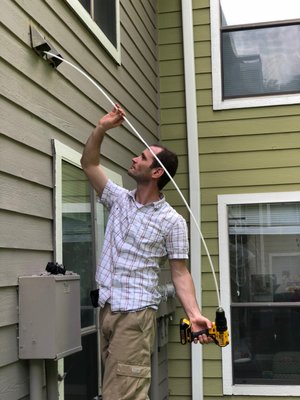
[{"left": 105, "top": 302, "right": 157, "bottom": 313}]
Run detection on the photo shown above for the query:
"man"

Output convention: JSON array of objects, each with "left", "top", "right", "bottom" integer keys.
[{"left": 81, "top": 104, "right": 212, "bottom": 399}]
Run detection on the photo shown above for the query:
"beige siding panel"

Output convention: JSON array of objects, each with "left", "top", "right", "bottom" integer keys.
[
  {"left": 0, "top": 326, "right": 18, "bottom": 367},
  {"left": 0, "top": 211, "right": 52, "bottom": 251},
  {"left": 0, "top": 288, "right": 18, "bottom": 327},
  {"left": 0, "top": 135, "right": 52, "bottom": 188},
  {"left": 0, "top": 249, "right": 52, "bottom": 287},
  {"left": 1, "top": 173, "right": 52, "bottom": 219},
  {"left": 122, "top": 3, "right": 157, "bottom": 61},
  {"left": 1, "top": 51, "right": 94, "bottom": 144},
  {"left": 6, "top": 0, "right": 159, "bottom": 143},
  {"left": 142, "top": 0, "right": 156, "bottom": 23},
  {"left": 54, "top": 0, "right": 158, "bottom": 131},
  {"left": 1, "top": 0, "right": 27, "bottom": 43},
  {"left": 1, "top": 62, "right": 140, "bottom": 171},
  {"left": 1, "top": 98, "right": 84, "bottom": 157},
  {"left": 119, "top": 41, "right": 158, "bottom": 102},
  {"left": 0, "top": 362, "right": 29, "bottom": 400}
]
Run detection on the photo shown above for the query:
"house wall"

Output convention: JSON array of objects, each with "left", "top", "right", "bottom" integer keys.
[
  {"left": 158, "top": 0, "right": 300, "bottom": 399},
  {"left": 1, "top": 0, "right": 159, "bottom": 398}
]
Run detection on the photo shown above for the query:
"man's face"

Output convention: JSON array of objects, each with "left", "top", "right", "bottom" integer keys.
[{"left": 128, "top": 146, "right": 162, "bottom": 183}]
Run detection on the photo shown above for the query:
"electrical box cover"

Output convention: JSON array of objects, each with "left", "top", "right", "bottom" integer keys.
[{"left": 19, "top": 273, "right": 82, "bottom": 360}]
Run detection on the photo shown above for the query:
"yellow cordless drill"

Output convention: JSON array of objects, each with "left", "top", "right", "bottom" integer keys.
[{"left": 180, "top": 307, "right": 229, "bottom": 347}]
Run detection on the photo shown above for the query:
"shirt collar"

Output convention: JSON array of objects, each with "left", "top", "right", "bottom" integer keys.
[{"left": 128, "top": 189, "right": 165, "bottom": 210}]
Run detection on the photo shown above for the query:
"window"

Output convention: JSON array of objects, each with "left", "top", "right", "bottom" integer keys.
[
  {"left": 65, "top": 0, "right": 120, "bottom": 63},
  {"left": 218, "top": 192, "right": 300, "bottom": 396},
  {"left": 53, "top": 140, "right": 123, "bottom": 397},
  {"left": 210, "top": 0, "right": 300, "bottom": 109}
]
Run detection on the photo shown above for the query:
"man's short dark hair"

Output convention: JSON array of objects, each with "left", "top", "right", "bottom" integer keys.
[{"left": 150, "top": 144, "right": 178, "bottom": 190}]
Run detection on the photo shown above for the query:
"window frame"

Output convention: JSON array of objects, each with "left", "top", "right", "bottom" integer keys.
[
  {"left": 65, "top": 0, "right": 121, "bottom": 64},
  {"left": 218, "top": 191, "right": 300, "bottom": 396},
  {"left": 210, "top": 0, "right": 300, "bottom": 110}
]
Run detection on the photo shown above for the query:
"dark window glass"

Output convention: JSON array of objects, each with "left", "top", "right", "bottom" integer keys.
[
  {"left": 64, "top": 332, "right": 98, "bottom": 399},
  {"left": 229, "top": 202, "right": 300, "bottom": 384},
  {"left": 79, "top": 0, "right": 90, "bottom": 13},
  {"left": 94, "top": 0, "right": 117, "bottom": 47},
  {"left": 222, "top": 25, "right": 300, "bottom": 99}
]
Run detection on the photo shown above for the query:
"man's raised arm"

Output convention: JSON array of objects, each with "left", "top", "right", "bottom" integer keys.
[{"left": 81, "top": 104, "right": 125, "bottom": 196}]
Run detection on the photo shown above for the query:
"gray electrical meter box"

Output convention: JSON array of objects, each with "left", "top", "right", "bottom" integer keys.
[{"left": 19, "top": 273, "right": 82, "bottom": 360}]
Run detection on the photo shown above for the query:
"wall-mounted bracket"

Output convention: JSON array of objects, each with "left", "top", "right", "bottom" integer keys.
[{"left": 30, "top": 26, "right": 63, "bottom": 68}]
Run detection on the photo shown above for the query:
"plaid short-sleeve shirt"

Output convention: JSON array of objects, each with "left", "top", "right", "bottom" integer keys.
[{"left": 96, "top": 179, "right": 189, "bottom": 312}]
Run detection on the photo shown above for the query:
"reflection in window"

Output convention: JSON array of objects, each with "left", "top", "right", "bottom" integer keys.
[
  {"left": 220, "top": 0, "right": 300, "bottom": 99},
  {"left": 62, "top": 161, "right": 95, "bottom": 328},
  {"left": 229, "top": 202, "right": 300, "bottom": 385}
]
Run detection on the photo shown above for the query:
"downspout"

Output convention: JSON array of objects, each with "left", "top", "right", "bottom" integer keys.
[{"left": 181, "top": 2, "right": 203, "bottom": 400}]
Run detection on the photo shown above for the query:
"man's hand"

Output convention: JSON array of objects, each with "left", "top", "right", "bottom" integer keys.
[
  {"left": 98, "top": 104, "right": 126, "bottom": 131},
  {"left": 190, "top": 315, "right": 213, "bottom": 344}
]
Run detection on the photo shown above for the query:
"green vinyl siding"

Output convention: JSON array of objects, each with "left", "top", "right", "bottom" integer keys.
[{"left": 159, "top": 0, "right": 300, "bottom": 398}]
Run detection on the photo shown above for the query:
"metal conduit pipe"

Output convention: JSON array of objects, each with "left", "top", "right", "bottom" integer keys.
[
  {"left": 157, "top": 283, "right": 176, "bottom": 301},
  {"left": 181, "top": 1, "right": 204, "bottom": 399},
  {"left": 29, "top": 360, "right": 44, "bottom": 400}
]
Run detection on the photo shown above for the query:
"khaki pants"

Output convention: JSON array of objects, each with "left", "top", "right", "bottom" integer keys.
[{"left": 100, "top": 304, "right": 156, "bottom": 400}]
